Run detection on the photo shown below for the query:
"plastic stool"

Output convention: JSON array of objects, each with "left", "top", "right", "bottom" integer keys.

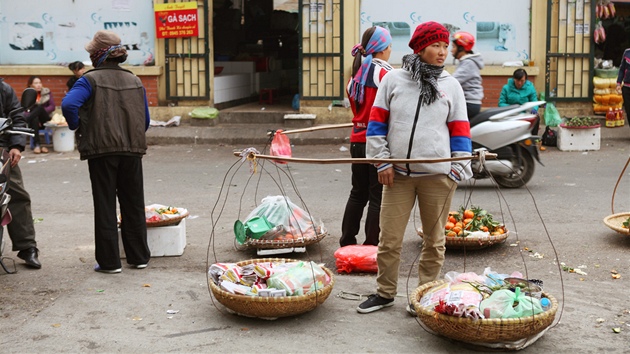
[
  {"left": 29, "top": 128, "right": 52, "bottom": 149},
  {"left": 259, "top": 88, "right": 275, "bottom": 105}
]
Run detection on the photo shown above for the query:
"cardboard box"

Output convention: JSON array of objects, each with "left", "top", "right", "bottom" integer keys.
[
  {"left": 557, "top": 126, "right": 600, "bottom": 151},
  {"left": 119, "top": 218, "right": 186, "bottom": 258}
]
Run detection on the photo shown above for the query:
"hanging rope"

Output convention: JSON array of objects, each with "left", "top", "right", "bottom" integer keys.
[{"left": 611, "top": 154, "right": 630, "bottom": 214}]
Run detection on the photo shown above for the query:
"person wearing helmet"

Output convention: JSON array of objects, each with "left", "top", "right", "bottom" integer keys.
[{"left": 450, "top": 31, "right": 484, "bottom": 119}]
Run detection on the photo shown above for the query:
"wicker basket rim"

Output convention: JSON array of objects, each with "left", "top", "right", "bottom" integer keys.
[
  {"left": 245, "top": 232, "right": 327, "bottom": 249},
  {"left": 209, "top": 258, "right": 336, "bottom": 303},
  {"left": 418, "top": 228, "right": 509, "bottom": 244},
  {"left": 146, "top": 211, "right": 189, "bottom": 227},
  {"left": 603, "top": 212, "right": 630, "bottom": 235},
  {"left": 411, "top": 279, "right": 558, "bottom": 325}
]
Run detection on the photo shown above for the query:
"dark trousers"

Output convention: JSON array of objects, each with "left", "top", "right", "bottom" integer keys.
[
  {"left": 88, "top": 155, "right": 149, "bottom": 269},
  {"left": 466, "top": 103, "right": 481, "bottom": 120},
  {"left": 340, "top": 143, "right": 382, "bottom": 246},
  {"left": 7, "top": 164, "right": 37, "bottom": 251},
  {"left": 623, "top": 87, "right": 630, "bottom": 126},
  {"left": 26, "top": 106, "right": 51, "bottom": 146}
]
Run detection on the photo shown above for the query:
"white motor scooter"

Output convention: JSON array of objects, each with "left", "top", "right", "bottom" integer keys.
[{"left": 469, "top": 101, "right": 546, "bottom": 188}]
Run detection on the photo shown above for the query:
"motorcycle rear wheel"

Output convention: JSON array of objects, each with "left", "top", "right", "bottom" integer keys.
[{"left": 493, "top": 145, "right": 535, "bottom": 188}]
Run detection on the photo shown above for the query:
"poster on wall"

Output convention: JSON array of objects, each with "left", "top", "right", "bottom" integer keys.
[
  {"left": 154, "top": 2, "right": 199, "bottom": 39},
  {"left": 0, "top": 0, "right": 155, "bottom": 65},
  {"left": 359, "top": 0, "right": 532, "bottom": 66}
]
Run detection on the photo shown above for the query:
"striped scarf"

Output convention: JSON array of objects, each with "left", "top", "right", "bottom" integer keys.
[
  {"left": 401, "top": 53, "right": 444, "bottom": 106},
  {"left": 348, "top": 26, "right": 392, "bottom": 104},
  {"left": 90, "top": 45, "right": 127, "bottom": 67}
]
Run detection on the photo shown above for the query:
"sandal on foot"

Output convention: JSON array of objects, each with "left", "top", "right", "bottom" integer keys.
[
  {"left": 41, "top": 146, "right": 49, "bottom": 153},
  {"left": 33, "top": 146, "right": 41, "bottom": 154}
]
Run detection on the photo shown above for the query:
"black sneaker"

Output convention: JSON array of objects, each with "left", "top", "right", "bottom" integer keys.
[{"left": 357, "top": 294, "right": 394, "bottom": 314}]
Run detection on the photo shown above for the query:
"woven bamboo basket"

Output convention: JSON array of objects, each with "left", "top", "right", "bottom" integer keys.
[
  {"left": 146, "top": 211, "right": 189, "bottom": 228},
  {"left": 245, "top": 232, "right": 327, "bottom": 249},
  {"left": 417, "top": 228, "right": 509, "bottom": 250},
  {"left": 603, "top": 212, "right": 630, "bottom": 235},
  {"left": 209, "top": 258, "right": 335, "bottom": 319},
  {"left": 411, "top": 280, "right": 557, "bottom": 344}
]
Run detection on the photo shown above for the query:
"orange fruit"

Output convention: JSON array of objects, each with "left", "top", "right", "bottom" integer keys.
[
  {"left": 445, "top": 222, "right": 455, "bottom": 230},
  {"left": 464, "top": 210, "right": 475, "bottom": 219}
]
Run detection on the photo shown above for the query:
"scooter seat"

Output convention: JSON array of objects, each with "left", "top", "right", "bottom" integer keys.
[{"left": 469, "top": 105, "right": 519, "bottom": 128}]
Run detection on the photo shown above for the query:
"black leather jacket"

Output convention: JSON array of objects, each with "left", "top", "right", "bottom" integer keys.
[{"left": 0, "top": 79, "right": 27, "bottom": 150}]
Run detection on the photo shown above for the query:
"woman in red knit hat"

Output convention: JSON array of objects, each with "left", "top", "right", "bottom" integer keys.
[{"left": 357, "top": 21, "right": 472, "bottom": 315}]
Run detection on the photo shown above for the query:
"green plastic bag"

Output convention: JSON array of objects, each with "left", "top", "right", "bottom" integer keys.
[
  {"left": 544, "top": 102, "right": 562, "bottom": 127},
  {"left": 190, "top": 107, "right": 219, "bottom": 119},
  {"left": 479, "top": 287, "right": 543, "bottom": 319}
]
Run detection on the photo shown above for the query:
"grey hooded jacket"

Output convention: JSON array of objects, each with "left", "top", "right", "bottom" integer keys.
[{"left": 451, "top": 53, "right": 484, "bottom": 105}]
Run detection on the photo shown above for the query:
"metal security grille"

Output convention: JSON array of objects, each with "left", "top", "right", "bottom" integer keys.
[
  {"left": 299, "top": 0, "right": 344, "bottom": 100},
  {"left": 546, "top": 0, "right": 594, "bottom": 101},
  {"left": 164, "top": 0, "right": 209, "bottom": 101}
]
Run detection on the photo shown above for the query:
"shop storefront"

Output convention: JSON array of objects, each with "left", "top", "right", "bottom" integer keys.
[{"left": 0, "top": 1, "right": 622, "bottom": 123}]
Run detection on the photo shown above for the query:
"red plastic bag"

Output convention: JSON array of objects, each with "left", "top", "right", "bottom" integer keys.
[
  {"left": 270, "top": 130, "right": 292, "bottom": 164},
  {"left": 334, "top": 245, "right": 378, "bottom": 274}
]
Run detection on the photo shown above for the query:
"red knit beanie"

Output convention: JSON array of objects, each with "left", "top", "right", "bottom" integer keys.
[{"left": 408, "top": 21, "right": 450, "bottom": 54}]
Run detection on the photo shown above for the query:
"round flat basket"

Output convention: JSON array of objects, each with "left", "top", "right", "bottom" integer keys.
[
  {"left": 146, "top": 211, "right": 189, "bottom": 228},
  {"left": 209, "top": 258, "right": 335, "bottom": 319},
  {"left": 417, "top": 229, "right": 508, "bottom": 250},
  {"left": 603, "top": 212, "right": 630, "bottom": 235},
  {"left": 412, "top": 280, "right": 558, "bottom": 345},
  {"left": 246, "top": 232, "right": 327, "bottom": 249}
]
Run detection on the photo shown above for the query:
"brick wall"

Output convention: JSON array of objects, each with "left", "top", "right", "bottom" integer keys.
[
  {"left": 1, "top": 75, "right": 159, "bottom": 107},
  {"left": 481, "top": 75, "right": 538, "bottom": 108}
]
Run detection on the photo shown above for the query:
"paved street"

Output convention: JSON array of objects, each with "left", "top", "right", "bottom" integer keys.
[{"left": 1, "top": 133, "right": 629, "bottom": 353}]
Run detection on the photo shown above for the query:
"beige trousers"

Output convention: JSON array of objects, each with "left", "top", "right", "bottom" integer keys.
[{"left": 376, "top": 174, "right": 457, "bottom": 299}]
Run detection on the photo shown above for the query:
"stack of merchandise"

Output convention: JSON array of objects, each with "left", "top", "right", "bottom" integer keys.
[{"left": 593, "top": 60, "right": 623, "bottom": 115}]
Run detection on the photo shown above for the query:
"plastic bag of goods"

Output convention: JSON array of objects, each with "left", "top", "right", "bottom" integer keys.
[
  {"left": 334, "top": 245, "right": 378, "bottom": 274},
  {"left": 479, "top": 287, "right": 543, "bottom": 319},
  {"left": 266, "top": 261, "right": 329, "bottom": 296},
  {"left": 246, "top": 196, "right": 317, "bottom": 241},
  {"left": 418, "top": 281, "right": 483, "bottom": 310}
]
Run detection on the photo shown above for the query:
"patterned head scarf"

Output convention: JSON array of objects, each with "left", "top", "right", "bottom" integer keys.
[
  {"left": 85, "top": 30, "right": 128, "bottom": 67},
  {"left": 348, "top": 26, "right": 392, "bottom": 104}
]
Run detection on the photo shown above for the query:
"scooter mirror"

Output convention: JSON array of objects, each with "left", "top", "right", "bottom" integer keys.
[{"left": 21, "top": 88, "right": 38, "bottom": 111}]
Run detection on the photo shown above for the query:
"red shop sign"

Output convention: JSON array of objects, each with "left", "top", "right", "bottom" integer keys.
[{"left": 154, "top": 2, "right": 199, "bottom": 39}]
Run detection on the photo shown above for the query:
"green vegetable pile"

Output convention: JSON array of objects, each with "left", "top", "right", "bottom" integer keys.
[{"left": 563, "top": 116, "right": 600, "bottom": 127}]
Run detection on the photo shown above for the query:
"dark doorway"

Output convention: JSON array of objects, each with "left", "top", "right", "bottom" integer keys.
[{"left": 212, "top": 0, "right": 299, "bottom": 109}]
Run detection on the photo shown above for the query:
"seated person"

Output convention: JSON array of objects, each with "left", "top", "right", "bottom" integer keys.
[
  {"left": 25, "top": 76, "right": 55, "bottom": 154},
  {"left": 499, "top": 68, "right": 540, "bottom": 134}
]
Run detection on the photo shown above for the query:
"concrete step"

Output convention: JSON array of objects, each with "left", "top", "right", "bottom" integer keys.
[
  {"left": 146, "top": 123, "right": 350, "bottom": 146},
  {"left": 218, "top": 111, "right": 286, "bottom": 124}
]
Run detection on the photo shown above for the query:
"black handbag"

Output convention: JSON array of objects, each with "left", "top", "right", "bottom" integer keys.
[{"left": 541, "top": 126, "right": 557, "bottom": 147}]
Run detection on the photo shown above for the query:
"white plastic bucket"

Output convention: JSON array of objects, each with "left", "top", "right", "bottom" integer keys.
[{"left": 52, "top": 126, "right": 75, "bottom": 152}]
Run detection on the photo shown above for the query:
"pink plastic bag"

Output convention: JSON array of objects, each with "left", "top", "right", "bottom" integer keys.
[
  {"left": 270, "top": 130, "right": 292, "bottom": 164},
  {"left": 334, "top": 245, "right": 378, "bottom": 274}
]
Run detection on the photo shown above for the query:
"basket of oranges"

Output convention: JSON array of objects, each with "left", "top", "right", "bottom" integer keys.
[{"left": 417, "top": 206, "right": 508, "bottom": 250}]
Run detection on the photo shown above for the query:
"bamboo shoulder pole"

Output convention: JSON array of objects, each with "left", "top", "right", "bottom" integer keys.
[
  {"left": 233, "top": 151, "right": 496, "bottom": 164},
  {"left": 266, "top": 123, "right": 354, "bottom": 136}
]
